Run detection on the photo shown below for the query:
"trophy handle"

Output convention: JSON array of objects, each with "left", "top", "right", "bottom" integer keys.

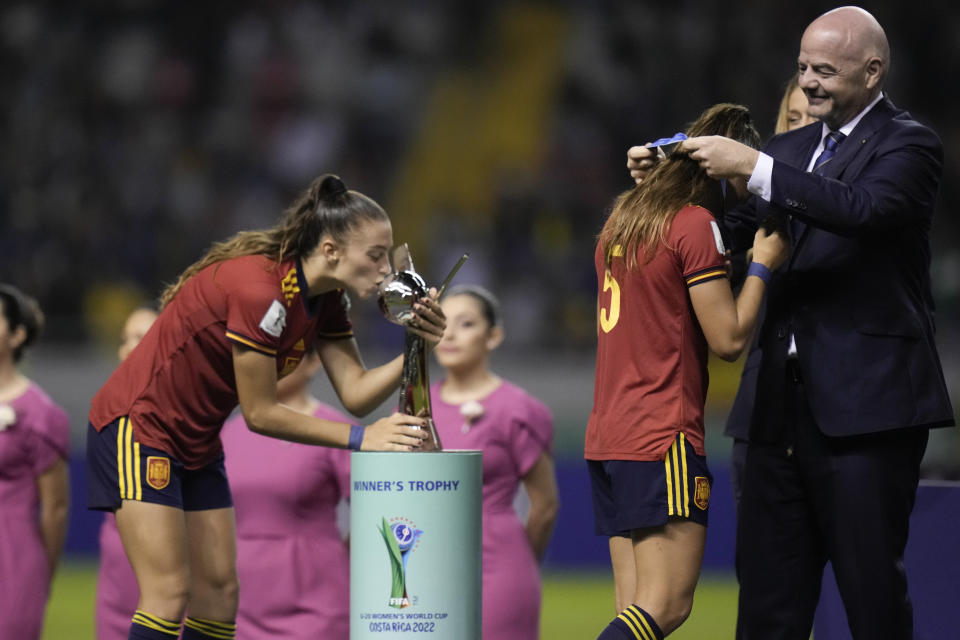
[
  {"left": 437, "top": 253, "right": 469, "bottom": 298},
  {"left": 398, "top": 332, "right": 442, "bottom": 451}
]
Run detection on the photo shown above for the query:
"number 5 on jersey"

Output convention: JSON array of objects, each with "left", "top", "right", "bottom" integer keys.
[{"left": 599, "top": 268, "right": 620, "bottom": 333}]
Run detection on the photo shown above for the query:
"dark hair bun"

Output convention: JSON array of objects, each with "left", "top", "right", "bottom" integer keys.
[{"left": 318, "top": 174, "right": 348, "bottom": 200}]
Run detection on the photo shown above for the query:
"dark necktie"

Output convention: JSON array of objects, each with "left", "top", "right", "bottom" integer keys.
[
  {"left": 790, "top": 131, "right": 846, "bottom": 246},
  {"left": 812, "top": 130, "right": 846, "bottom": 174}
]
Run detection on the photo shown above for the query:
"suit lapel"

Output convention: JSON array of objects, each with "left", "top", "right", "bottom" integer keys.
[
  {"left": 790, "top": 97, "right": 898, "bottom": 256},
  {"left": 787, "top": 126, "right": 823, "bottom": 253}
]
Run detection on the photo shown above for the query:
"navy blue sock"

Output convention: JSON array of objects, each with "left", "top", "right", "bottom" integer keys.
[
  {"left": 128, "top": 610, "right": 180, "bottom": 639},
  {"left": 182, "top": 616, "right": 237, "bottom": 639},
  {"left": 597, "top": 604, "right": 665, "bottom": 640}
]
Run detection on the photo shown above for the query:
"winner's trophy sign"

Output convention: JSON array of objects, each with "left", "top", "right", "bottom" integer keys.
[{"left": 377, "top": 245, "right": 468, "bottom": 452}]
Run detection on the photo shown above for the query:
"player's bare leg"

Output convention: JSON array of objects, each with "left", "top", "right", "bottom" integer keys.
[
  {"left": 115, "top": 500, "right": 190, "bottom": 633},
  {"left": 609, "top": 536, "right": 637, "bottom": 613},
  {"left": 598, "top": 518, "right": 705, "bottom": 639},
  {"left": 182, "top": 507, "right": 239, "bottom": 639},
  {"left": 631, "top": 518, "right": 705, "bottom": 634}
]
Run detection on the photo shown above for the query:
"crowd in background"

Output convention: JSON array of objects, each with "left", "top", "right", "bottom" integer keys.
[{"left": 3, "top": 1, "right": 957, "bottom": 354}]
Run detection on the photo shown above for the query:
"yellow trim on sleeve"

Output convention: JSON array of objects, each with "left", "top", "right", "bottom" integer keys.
[
  {"left": 225, "top": 331, "right": 277, "bottom": 356},
  {"left": 686, "top": 269, "right": 727, "bottom": 285}
]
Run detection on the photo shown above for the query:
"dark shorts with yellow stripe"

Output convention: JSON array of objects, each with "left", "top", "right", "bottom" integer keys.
[
  {"left": 86, "top": 418, "right": 232, "bottom": 512},
  {"left": 587, "top": 433, "right": 713, "bottom": 537}
]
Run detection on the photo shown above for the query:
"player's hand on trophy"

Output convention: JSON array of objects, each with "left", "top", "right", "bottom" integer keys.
[
  {"left": 406, "top": 287, "right": 446, "bottom": 348},
  {"left": 362, "top": 412, "right": 429, "bottom": 451},
  {"left": 627, "top": 144, "right": 658, "bottom": 184}
]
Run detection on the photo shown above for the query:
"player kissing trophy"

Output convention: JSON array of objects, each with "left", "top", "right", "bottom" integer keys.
[{"left": 378, "top": 245, "right": 468, "bottom": 452}]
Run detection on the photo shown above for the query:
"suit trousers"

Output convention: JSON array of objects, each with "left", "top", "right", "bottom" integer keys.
[{"left": 736, "top": 359, "right": 928, "bottom": 640}]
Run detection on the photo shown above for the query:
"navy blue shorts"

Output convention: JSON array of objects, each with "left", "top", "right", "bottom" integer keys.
[
  {"left": 588, "top": 433, "right": 712, "bottom": 537},
  {"left": 87, "top": 418, "right": 232, "bottom": 512}
]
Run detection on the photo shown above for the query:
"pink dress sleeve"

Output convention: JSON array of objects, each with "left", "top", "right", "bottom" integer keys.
[
  {"left": 26, "top": 399, "right": 70, "bottom": 474},
  {"left": 509, "top": 393, "right": 553, "bottom": 477},
  {"left": 312, "top": 403, "right": 352, "bottom": 501},
  {"left": 329, "top": 448, "right": 351, "bottom": 502}
]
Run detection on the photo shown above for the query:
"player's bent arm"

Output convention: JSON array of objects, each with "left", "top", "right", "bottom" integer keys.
[
  {"left": 235, "top": 345, "right": 353, "bottom": 446},
  {"left": 233, "top": 346, "right": 426, "bottom": 451},
  {"left": 316, "top": 291, "right": 445, "bottom": 416},
  {"left": 36, "top": 457, "right": 69, "bottom": 575},
  {"left": 690, "top": 227, "right": 787, "bottom": 361},
  {"left": 689, "top": 275, "right": 767, "bottom": 362},
  {"left": 522, "top": 452, "right": 560, "bottom": 562},
  {"left": 316, "top": 337, "right": 404, "bottom": 417}
]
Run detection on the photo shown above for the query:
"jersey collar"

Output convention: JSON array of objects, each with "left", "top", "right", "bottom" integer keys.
[{"left": 294, "top": 258, "right": 324, "bottom": 317}]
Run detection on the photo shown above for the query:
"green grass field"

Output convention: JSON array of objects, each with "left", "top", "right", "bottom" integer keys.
[{"left": 43, "top": 559, "right": 737, "bottom": 639}]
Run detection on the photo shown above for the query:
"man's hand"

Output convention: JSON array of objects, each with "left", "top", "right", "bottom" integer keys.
[
  {"left": 679, "top": 136, "right": 760, "bottom": 180},
  {"left": 627, "top": 145, "right": 657, "bottom": 184}
]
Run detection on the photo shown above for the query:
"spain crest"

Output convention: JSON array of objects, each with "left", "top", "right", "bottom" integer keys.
[
  {"left": 694, "top": 476, "right": 711, "bottom": 510},
  {"left": 146, "top": 456, "right": 171, "bottom": 490}
]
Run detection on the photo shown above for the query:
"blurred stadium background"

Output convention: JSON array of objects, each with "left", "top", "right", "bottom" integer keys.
[{"left": 1, "top": 1, "right": 957, "bottom": 638}]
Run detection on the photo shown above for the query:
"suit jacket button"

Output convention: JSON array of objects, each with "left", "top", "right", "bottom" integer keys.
[{"left": 777, "top": 327, "right": 787, "bottom": 338}]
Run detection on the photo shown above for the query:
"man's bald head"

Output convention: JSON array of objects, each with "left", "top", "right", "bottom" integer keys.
[
  {"left": 797, "top": 6, "right": 889, "bottom": 129},
  {"left": 808, "top": 7, "right": 889, "bottom": 77}
]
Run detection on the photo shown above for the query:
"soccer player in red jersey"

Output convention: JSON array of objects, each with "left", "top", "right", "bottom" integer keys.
[
  {"left": 86, "top": 174, "right": 445, "bottom": 640},
  {"left": 586, "top": 104, "right": 788, "bottom": 640}
]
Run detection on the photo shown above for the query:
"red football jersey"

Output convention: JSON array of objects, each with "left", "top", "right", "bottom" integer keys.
[
  {"left": 90, "top": 256, "right": 353, "bottom": 469},
  {"left": 585, "top": 205, "right": 728, "bottom": 461}
]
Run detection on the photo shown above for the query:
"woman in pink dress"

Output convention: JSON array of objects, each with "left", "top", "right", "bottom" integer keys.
[
  {"left": 220, "top": 350, "right": 351, "bottom": 639},
  {"left": 431, "top": 285, "right": 559, "bottom": 640},
  {"left": 96, "top": 307, "right": 158, "bottom": 640},
  {"left": 0, "top": 284, "right": 70, "bottom": 640}
]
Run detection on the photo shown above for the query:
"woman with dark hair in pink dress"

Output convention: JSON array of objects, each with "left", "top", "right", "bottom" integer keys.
[
  {"left": 0, "top": 284, "right": 70, "bottom": 640},
  {"left": 431, "top": 284, "right": 559, "bottom": 640}
]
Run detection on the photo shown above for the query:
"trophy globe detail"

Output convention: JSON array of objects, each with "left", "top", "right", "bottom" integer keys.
[{"left": 377, "top": 245, "right": 468, "bottom": 452}]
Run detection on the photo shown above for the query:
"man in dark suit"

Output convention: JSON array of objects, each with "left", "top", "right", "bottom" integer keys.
[{"left": 676, "top": 6, "right": 954, "bottom": 640}]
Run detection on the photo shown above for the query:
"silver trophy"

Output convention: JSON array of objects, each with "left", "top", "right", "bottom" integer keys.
[{"left": 378, "top": 245, "right": 468, "bottom": 452}]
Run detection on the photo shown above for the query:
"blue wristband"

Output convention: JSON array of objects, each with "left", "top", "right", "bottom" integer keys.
[
  {"left": 348, "top": 424, "right": 365, "bottom": 451},
  {"left": 747, "top": 261, "right": 772, "bottom": 285}
]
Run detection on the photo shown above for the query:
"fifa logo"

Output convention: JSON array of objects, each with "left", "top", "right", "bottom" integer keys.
[{"left": 380, "top": 516, "right": 422, "bottom": 608}]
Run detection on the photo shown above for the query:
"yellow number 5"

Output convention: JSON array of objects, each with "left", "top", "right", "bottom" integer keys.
[{"left": 599, "top": 269, "right": 620, "bottom": 333}]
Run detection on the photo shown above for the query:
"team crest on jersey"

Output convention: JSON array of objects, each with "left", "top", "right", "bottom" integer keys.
[
  {"left": 694, "top": 476, "right": 710, "bottom": 510},
  {"left": 146, "top": 456, "right": 171, "bottom": 490},
  {"left": 281, "top": 268, "right": 300, "bottom": 307},
  {"left": 259, "top": 299, "right": 287, "bottom": 338}
]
